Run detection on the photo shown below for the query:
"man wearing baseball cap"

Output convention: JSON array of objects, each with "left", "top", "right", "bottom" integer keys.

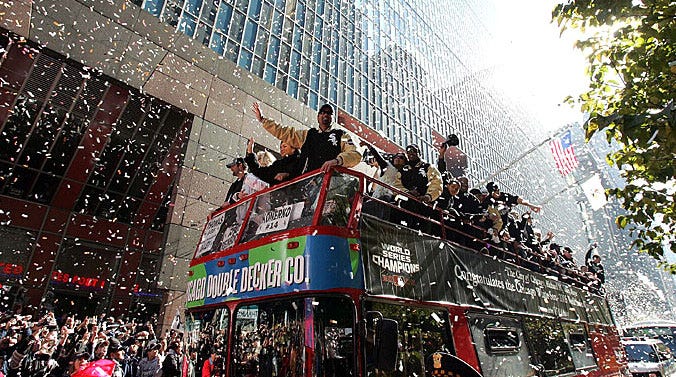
[
  {"left": 251, "top": 102, "right": 361, "bottom": 173},
  {"left": 224, "top": 157, "right": 248, "bottom": 205},
  {"left": 396, "top": 144, "right": 442, "bottom": 204}
]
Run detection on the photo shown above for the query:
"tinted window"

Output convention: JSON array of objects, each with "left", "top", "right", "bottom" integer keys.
[
  {"left": 468, "top": 314, "right": 536, "bottom": 377},
  {"left": 485, "top": 327, "right": 519, "bottom": 355},
  {"left": 364, "top": 301, "right": 452, "bottom": 377},
  {"left": 185, "top": 308, "right": 230, "bottom": 377},
  {"left": 232, "top": 296, "right": 355, "bottom": 377},
  {"left": 561, "top": 322, "right": 596, "bottom": 370},
  {"left": 523, "top": 317, "right": 575, "bottom": 376}
]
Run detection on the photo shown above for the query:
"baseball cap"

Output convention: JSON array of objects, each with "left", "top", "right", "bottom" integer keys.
[
  {"left": 226, "top": 157, "right": 245, "bottom": 168},
  {"left": 486, "top": 182, "right": 499, "bottom": 193}
]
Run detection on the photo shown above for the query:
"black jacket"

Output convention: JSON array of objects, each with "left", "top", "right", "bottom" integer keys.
[
  {"left": 161, "top": 350, "right": 181, "bottom": 377},
  {"left": 300, "top": 128, "right": 344, "bottom": 172},
  {"left": 245, "top": 151, "right": 302, "bottom": 185}
]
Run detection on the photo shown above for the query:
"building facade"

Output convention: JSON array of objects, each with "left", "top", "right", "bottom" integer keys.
[{"left": 1, "top": 0, "right": 596, "bottom": 326}]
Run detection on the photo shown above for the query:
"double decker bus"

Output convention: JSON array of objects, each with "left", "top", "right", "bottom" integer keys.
[{"left": 185, "top": 167, "right": 627, "bottom": 377}]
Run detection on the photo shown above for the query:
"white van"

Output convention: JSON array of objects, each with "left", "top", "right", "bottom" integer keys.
[{"left": 622, "top": 338, "right": 676, "bottom": 377}]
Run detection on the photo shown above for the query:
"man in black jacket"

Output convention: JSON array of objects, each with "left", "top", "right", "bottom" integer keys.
[
  {"left": 223, "top": 158, "right": 247, "bottom": 205},
  {"left": 251, "top": 102, "right": 361, "bottom": 173}
]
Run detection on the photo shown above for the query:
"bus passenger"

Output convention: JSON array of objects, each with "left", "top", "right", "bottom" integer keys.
[
  {"left": 364, "top": 143, "right": 406, "bottom": 201},
  {"left": 244, "top": 137, "right": 302, "bottom": 185},
  {"left": 483, "top": 181, "right": 541, "bottom": 243},
  {"left": 224, "top": 158, "right": 248, "bottom": 205},
  {"left": 223, "top": 158, "right": 269, "bottom": 206},
  {"left": 437, "top": 133, "right": 468, "bottom": 179},
  {"left": 394, "top": 144, "right": 443, "bottom": 233},
  {"left": 396, "top": 144, "right": 443, "bottom": 204},
  {"left": 251, "top": 102, "right": 361, "bottom": 173}
]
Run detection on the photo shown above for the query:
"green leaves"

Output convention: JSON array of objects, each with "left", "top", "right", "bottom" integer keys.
[{"left": 554, "top": 0, "right": 676, "bottom": 271}]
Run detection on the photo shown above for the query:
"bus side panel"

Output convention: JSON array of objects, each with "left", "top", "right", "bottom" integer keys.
[
  {"left": 589, "top": 324, "right": 625, "bottom": 376},
  {"left": 449, "top": 307, "right": 481, "bottom": 372}
]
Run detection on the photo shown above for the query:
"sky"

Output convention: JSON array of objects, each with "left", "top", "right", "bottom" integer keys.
[{"left": 492, "top": 0, "right": 590, "bottom": 133}]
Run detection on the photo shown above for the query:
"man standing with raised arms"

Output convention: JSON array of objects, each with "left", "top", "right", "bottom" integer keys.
[{"left": 251, "top": 102, "right": 361, "bottom": 173}]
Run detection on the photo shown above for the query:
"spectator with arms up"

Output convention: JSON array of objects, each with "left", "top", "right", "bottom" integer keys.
[
  {"left": 244, "top": 137, "right": 302, "bottom": 185},
  {"left": 437, "top": 134, "right": 468, "bottom": 179},
  {"left": 251, "top": 102, "right": 361, "bottom": 173}
]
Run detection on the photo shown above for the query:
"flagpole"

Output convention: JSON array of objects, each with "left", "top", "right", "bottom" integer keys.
[{"left": 477, "top": 132, "right": 558, "bottom": 187}]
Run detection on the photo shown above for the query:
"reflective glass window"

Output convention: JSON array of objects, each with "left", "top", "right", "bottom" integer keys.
[
  {"left": 215, "top": 3, "right": 233, "bottom": 32},
  {"left": 364, "top": 301, "right": 452, "bottom": 377},
  {"left": 142, "top": 0, "right": 164, "bottom": 16},
  {"left": 266, "top": 35, "right": 280, "bottom": 65},
  {"left": 248, "top": 0, "right": 262, "bottom": 20},
  {"left": 229, "top": 11, "right": 246, "bottom": 41},
  {"left": 178, "top": 13, "right": 198, "bottom": 37},
  {"left": 523, "top": 317, "right": 575, "bottom": 376},
  {"left": 185, "top": 0, "right": 203, "bottom": 15},
  {"left": 242, "top": 19, "right": 257, "bottom": 50},
  {"left": 186, "top": 308, "right": 229, "bottom": 377}
]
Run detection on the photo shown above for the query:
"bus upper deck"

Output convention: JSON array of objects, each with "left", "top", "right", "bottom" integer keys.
[{"left": 186, "top": 167, "right": 625, "bottom": 377}]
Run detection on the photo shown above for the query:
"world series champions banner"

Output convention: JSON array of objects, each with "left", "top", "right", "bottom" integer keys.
[{"left": 361, "top": 216, "right": 613, "bottom": 325}]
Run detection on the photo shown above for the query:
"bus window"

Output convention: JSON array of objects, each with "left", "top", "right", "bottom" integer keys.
[
  {"left": 468, "top": 313, "right": 537, "bottom": 377},
  {"left": 185, "top": 308, "right": 229, "bottom": 377},
  {"left": 232, "top": 300, "right": 306, "bottom": 377},
  {"left": 320, "top": 172, "right": 359, "bottom": 227},
  {"left": 364, "top": 301, "right": 452, "bottom": 377},
  {"left": 231, "top": 296, "right": 357, "bottom": 377},
  {"left": 313, "top": 297, "right": 357, "bottom": 377},
  {"left": 195, "top": 199, "right": 251, "bottom": 258},
  {"left": 561, "top": 322, "right": 597, "bottom": 371},
  {"left": 523, "top": 317, "right": 575, "bottom": 376},
  {"left": 240, "top": 174, "right": 324, "bottom": 243}
]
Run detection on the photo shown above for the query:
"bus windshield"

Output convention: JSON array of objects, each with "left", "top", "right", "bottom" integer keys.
[
  {"left": 624, "top": 343, "right": 659, "bottom": 363},
  {"left": 624, "top": 326, "right": 676, "bottom": 354}
]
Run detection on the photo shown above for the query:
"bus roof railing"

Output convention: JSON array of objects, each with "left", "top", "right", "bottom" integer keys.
[{"left": 194, "top": 166, "right": 603, "bottom": 295}]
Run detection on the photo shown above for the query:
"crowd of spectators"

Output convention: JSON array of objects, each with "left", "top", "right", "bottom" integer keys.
[{"left": 0, "top": 312, "right": 189, "bottom": 377}]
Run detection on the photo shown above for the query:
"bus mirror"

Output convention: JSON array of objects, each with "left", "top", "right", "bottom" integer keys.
[{"left": 376, "top": 318, "right": 398, "bottom": 371}]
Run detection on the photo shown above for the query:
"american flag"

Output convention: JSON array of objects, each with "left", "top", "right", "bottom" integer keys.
[{"left": 550, "top": 130, "right": 579, "bottom": 176}]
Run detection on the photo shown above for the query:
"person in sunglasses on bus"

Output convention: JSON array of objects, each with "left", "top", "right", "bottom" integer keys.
[{"left": 251, "top": 102, "right": 361, "bottom": 173}]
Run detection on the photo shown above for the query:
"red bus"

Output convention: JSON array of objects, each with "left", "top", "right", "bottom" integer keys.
[{"left": 185, "top": 167, "right": 628, "bottom": 377}]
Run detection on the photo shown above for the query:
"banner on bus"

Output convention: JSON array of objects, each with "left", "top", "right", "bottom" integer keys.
[
  {"left": 186, "top": 235, "right": 364, "bottom": 308},
  {"left": 361, "top": 216, "right": 613, "bottom": 324}
]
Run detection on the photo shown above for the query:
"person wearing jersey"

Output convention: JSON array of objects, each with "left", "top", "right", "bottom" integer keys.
[
  {"left": 251, "top": 102, "right": 361, "bottom": 173},
  {"left": 392, "top": 144, "right": 443, "bottom": 233},
  {"left": 396, "top": 144, "right": 443, "bottom": 203}
]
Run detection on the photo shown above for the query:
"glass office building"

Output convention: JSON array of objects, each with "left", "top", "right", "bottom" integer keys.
[
  {"left": 134, "top": 0, "right": 584, "bottom": 243},
  {"left": 135, "top": 0, "right": 497, "bottom": 156}
]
